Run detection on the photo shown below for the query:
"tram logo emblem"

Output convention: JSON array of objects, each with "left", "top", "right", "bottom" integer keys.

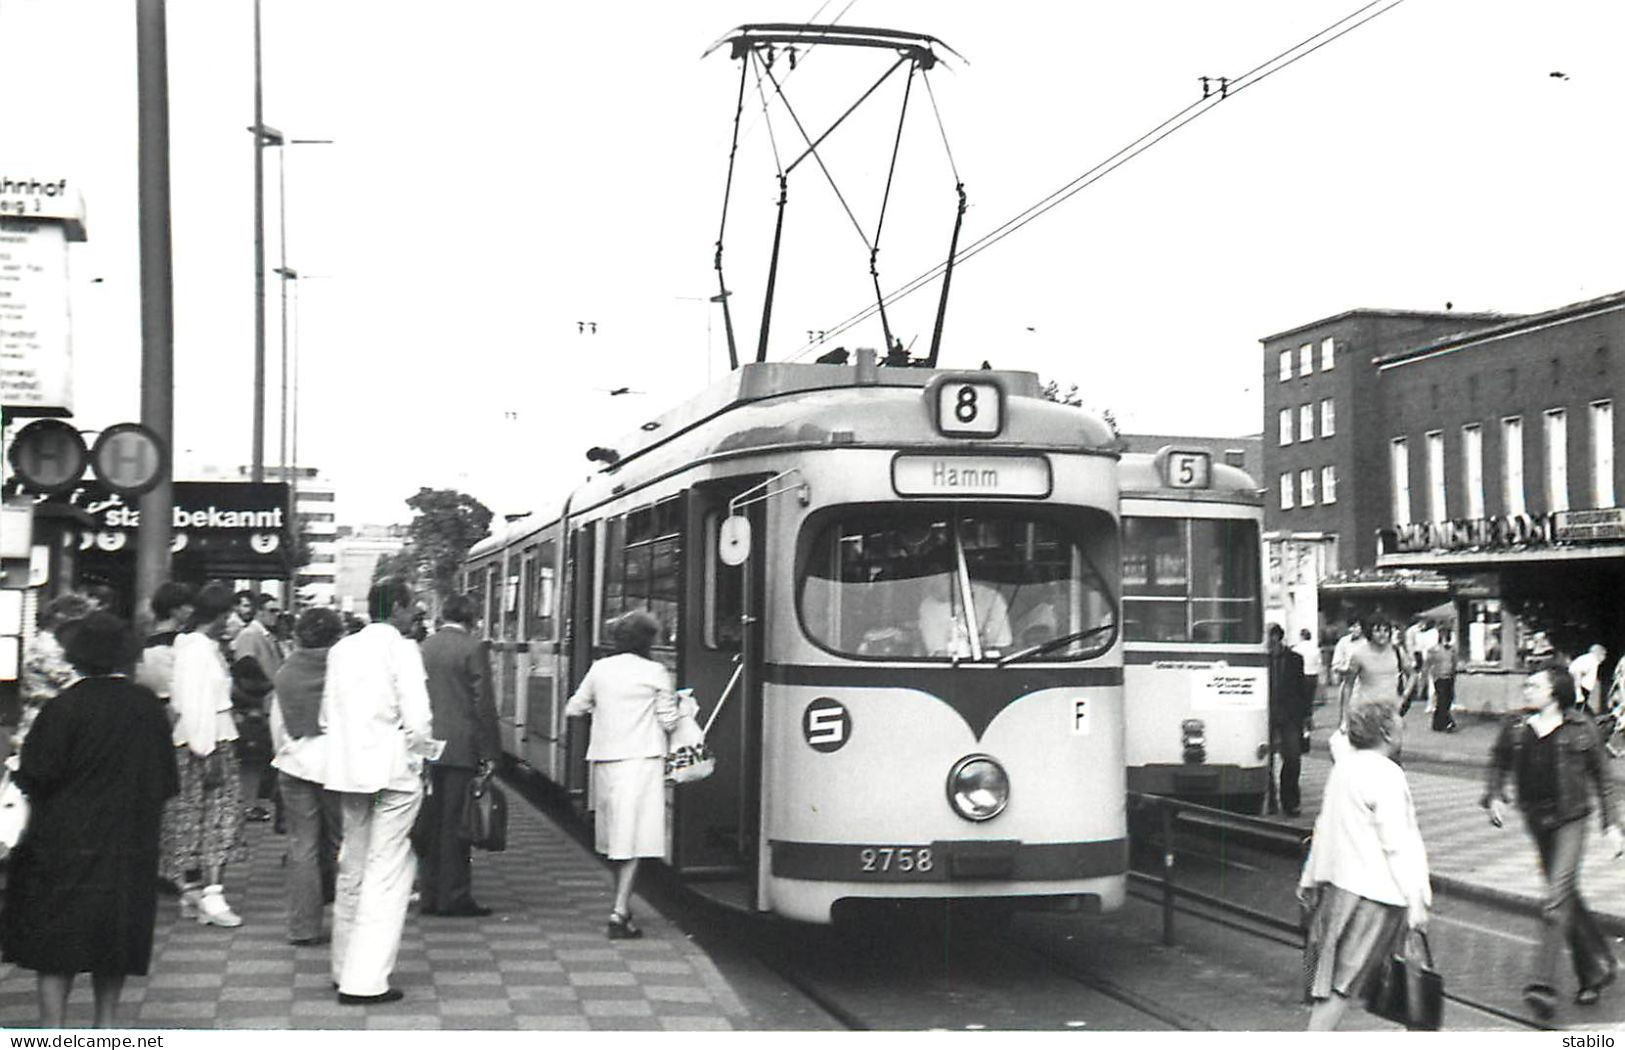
[{"left": 803, "top": 698, "right": 851, "bottom": 753}]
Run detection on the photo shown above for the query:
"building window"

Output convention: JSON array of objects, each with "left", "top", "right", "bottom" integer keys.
[
  {"left": 1298, "top": 343, "right": 1313, "bottom": 378},
  {"left": 1223, "top": 449, "right": 1246, "bottom": 469},
  {"left": 1390, "top": 437, "right": 1411, "bottom": 524},
  {"left": 1321, "top": 465, "right": 1337, "bottom": 504},
  {"left": 1320, "top": 398, "right": 1335, "bottom": 437},
  {"left": 1592, "top": 400, "right": 1614, "bottom": 507},
  {"left": 1320, "top": 337, "right": 1335, "bottom": 372},
  {"left": 1279, "top": 473, "right": 1294, "bottom": 511},
  {"left": 1466, "top": 598, "right": 1504, "bottom": 665},
  {"left": 1279, "top": 349, "right": 1292, "bottom": 382},
  {"left": 1278, "top": 407, "right": 1293, "bottom": 446},
  {"left": 1299, "top": 468, "right": 1316, "bottom": 507},
  {"left": 1299, "top": 404, "right": 1314, "bottom": 443},
  {"left": 1503, "top": 416, "right": 1525, "bottom": 516},
  {"left": 1424, "top": 431, "right": 1446, "bottom": 523},
  {"left": 1463, "top": 423, "right": 1484, "bottom": 519},
  {"left": 1545, "top": 408, "right": 1568, "bottom": 512}
]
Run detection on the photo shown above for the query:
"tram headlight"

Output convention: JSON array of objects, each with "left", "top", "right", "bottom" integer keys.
[{"left": 947, "top": 754, "right": 1009, "bottom": 822}]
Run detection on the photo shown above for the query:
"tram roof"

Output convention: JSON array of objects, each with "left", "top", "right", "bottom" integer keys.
[{"left": 1119, "top": 449, "right": 1260, "bottom": 501}]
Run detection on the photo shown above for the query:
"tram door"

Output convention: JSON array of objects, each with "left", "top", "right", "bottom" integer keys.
[
  {"left": 563, "top": 522, "right": 596, "bottom": 806},
  {"left": 671, "top": 478, "right": 768, "bottom": 890}
]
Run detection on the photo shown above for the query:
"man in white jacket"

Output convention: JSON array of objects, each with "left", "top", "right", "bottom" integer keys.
[{"left": 321, "top": 578, "right": 443, "bottom": 1005}]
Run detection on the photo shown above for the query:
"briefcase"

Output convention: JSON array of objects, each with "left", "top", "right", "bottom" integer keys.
[
  {"left": 1364, "top": 929, "right": 1444, "bottom": 1031},
  {"left": 460, "top": 770, "right": 508, "bottom": 852}
]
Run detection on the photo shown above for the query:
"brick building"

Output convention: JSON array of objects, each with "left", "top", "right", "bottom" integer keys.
[{"left": 1261, "top": 289, "right": 1625, "bottom": 711}]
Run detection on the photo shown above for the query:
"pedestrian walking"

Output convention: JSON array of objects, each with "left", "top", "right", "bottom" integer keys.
[
  {"left": 231, "top": 593, "right": 284, "bottom": 824},
  {"left": 1337, "top": 617, "right": 1405, "bottom": 725},
  {"left": 1427, "top": 632, "right": 1458, "bottom": 732},
  {"left": 0, "top": 613, "right": 178, "bottom": 1028},
  {"left": 160, "top": 583, "right": 248, "bottom": 927},
  {"left": 1569, "top": 644, "right": 1606, "bottom": 715},
  {"left": 1482, "top": 666, "right": 1624, "bottom": 1019},
  {"left": 418, "top": 593, "right": 502, "bottom": 917},
  {"left": 1267, "top": 624, "right": 1310, "bottom": 816},
  {"left": 565, "top": 611, "right": 680, "bottom": 939},
  {"left": 321, "top": 578, "right": 444, "bottom": 1005},
  {"left": 1297, "top": 700, "right": 1431, "bottom": 1031},
  {"left": 1330, "top": 617, "right": 1363, "bottom": 688},
  {"left": 1293, "top": 627, "right": 1323, "bottom": 710},
  {"left": 270, "top": 607, "right": 346, "bottom": 946}
]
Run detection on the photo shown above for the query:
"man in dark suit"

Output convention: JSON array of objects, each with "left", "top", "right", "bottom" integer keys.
[
  {"left": 417, "top": 593, "right": 502, "bottom": 917},
  {"left": 1267, "top": 623, "right": 1311, "bottom": 817}
]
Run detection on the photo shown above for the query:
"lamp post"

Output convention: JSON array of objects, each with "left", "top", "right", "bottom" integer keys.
[{"left": 272, "top": 138, "right": 332, "bottom": 480}]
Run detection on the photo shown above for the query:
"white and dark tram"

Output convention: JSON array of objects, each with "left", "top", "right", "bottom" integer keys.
[
  {"left": 465, "top": 354, "right": 1128, "bottom": 923},
  {"left": 1119, "top": 449, "right": 1269, "bottom": 810}
]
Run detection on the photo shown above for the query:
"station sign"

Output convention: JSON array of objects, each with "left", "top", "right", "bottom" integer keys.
[
  {"left": 89, "top": 423, "right": 166, "bottom": 497},
  {"left": 891, "top": 454, "right": 1051, "bottom": 499},
  {"left": 0, "top": 216, "right": 74, "bottom": 416},
  {"left": 6, "top": 418, "right": 86, "bottom": 493}
]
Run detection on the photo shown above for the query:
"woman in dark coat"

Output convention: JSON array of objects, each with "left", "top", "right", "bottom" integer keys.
[{"left": 0, "top": 612, "right": 179, "bottom": 1027}]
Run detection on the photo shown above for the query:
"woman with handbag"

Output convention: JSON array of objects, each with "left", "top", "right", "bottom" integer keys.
[
  {"left": 158, "top": 583, "right": 249, "bottom": 927},
  {"left": 1482, "top": 665, "right": 1624, "bottom": 1019},
  {"left": 565, "top": 611, "right": 679, "bottom": 939},
  {"left": 0, "top": 613, "right": 178, "bottom": 1027},
  {"left": 1297, "top": 699, "right": 1432, "bottom": 1030}
]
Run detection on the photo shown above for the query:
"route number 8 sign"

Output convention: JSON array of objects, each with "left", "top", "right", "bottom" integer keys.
[{"left": 934, "top": 379, "right": 1002, "bottom": 438}]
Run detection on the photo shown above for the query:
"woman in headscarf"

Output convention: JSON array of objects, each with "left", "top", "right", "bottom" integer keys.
[
  {"left": 159, "top": 582, "right": 248, "bottom": 927},
  {"left": 1298, "top": 699, "right": 1432, "bottom": 1030},
  {"left": 565, "top": 611, "right": 679, "bottom": 938},
  {"left": 0, "top": 613, "right": 178, "bottom": 1027}
]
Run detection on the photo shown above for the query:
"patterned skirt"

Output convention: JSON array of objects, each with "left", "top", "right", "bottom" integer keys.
[
  {"left": 1303, "top": 883, "right": 1406, "bottom": 1002},
  {"left": 159, "top": 745, "right": 248, "bottom": 885}
]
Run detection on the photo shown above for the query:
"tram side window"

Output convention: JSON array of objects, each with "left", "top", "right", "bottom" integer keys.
[
  {"left": 598, "top": 498, "right": 682, "bottom": 648},
  {"left": 1121, "top": 517, "right": 1260, "bottom": 643},
  {"left": 484, "top": 566, "right": 500, "bottom": 639},
  {"left": 526, "top": 539, "right": 557, "bottom": 642},
  {"left": 469, "top": 567, "right": 490, "bottom": 639}
]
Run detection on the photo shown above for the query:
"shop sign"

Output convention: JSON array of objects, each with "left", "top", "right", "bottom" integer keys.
[
  {"left": 1387, "top": 514, "right": 1558, "bottom": 554},
  {"left": 0, "top": 217, "right": 74, "bottom": 416},
  {"left": 1452, "top": 573, "right": 1499, "bottom": 598},
  {"left": 1554, "top": 507, "right": 1625, "bottom": 543}
]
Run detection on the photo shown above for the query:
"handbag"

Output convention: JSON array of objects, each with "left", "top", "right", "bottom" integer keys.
[
  {"left": 1364, "top": 929, "right": 1444, "bottom": 1031},
  {"left": 460, "top": 769, "right": 508, "bottom": 852},
  {"left": 0, "top": 759, "right": 29, "bottom": 856}
]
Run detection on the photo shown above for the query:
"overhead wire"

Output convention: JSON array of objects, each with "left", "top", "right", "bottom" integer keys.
[{"left": 783, "top": 0, "right": 1408, "bottom": 361}]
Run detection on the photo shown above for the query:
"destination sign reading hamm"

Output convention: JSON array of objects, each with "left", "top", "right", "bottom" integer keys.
[{"left": 891, "top": 455, "right": 1052, "bottom": 498}]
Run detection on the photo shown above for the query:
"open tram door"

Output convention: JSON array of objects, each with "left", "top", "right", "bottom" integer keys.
[{"left": 669, "top": 476, "right": 771, "bottom": 908}]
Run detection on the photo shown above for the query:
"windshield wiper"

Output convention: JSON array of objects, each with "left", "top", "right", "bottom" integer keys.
[{"left": 996, "top": 623, "right": 1116, "bottom": 667}]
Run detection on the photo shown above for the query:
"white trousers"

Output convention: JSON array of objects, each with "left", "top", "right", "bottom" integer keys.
[{"left": 331, "top": 785, "right": 422, "bottom": 996}]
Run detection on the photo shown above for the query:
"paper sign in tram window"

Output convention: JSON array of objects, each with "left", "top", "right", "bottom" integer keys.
[{"left": 1191, "top": 666, "right": 1266, "bottom": 710}]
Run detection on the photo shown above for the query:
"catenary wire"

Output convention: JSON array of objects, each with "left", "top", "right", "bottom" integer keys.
[{"left": 784, "top": 0, "right": 1408, "bottom": 360}]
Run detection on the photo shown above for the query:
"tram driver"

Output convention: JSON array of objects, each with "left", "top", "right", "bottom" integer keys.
[{"left": 917, "top": 575, "right": 1013, "bottom": 658}]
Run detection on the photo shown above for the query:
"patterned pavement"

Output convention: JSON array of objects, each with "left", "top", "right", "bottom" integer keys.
[{"left": 0, "top": 780, "right": 750, "bottom": 1030}]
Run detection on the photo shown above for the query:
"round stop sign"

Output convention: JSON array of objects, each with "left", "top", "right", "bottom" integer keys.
[
  {"left": 90, "top": 423, "right": 166, "bottom": 497},
  {"left": 7, "top": 418, "right": 88, "bottom": 494}
]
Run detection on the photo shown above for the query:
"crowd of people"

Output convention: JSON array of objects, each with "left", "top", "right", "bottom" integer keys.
[
  {"left": 1276, "top": 611, "right": 1625, "bottom": 1028},
  {"left": 0, "top": 578, "right": 677, "bottom": 1027}
]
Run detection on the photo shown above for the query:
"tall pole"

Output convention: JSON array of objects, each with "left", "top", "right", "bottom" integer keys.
[
  {"left": 276, "top": 148, "right": 290, "bottom": 478},
  {"left": 251, "top": 0, "right": 266, "bottom": 483},
  {"left": 136, "top": 0, "right": 175, "bottom": 618}
]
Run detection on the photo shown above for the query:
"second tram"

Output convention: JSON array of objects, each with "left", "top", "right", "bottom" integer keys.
[
  {"left": 464, "top": 355, "right": 1129, "bottom": 923},
  {"left": 1119, "top": 449, "right": 1269, "bottom": 811}
]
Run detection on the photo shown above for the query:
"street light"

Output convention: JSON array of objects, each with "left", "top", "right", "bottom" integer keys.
[{"left": 272, "top": 138, "right": 332, "bottom": 480}]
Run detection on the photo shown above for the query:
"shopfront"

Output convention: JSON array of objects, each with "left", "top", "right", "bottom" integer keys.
[{"left": 1376, "top": 510, "right": 1625, "bottom": 713}]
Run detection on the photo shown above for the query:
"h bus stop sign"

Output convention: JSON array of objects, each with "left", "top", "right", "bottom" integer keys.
[
  {"left": 90, "top": 423, "right": 165, "bottom": 497},
  {"left": 6, "top": 418, "right": 87, "bottom": 494}
]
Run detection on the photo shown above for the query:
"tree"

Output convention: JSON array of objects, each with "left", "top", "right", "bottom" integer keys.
[
  {"left": 372, "top": 488, "right": 493, "bottom": 608},
  {"left": 1040, "top": 376, "right": 1122, "bottom": 445}
]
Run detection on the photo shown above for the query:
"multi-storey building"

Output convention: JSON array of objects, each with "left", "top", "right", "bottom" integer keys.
[{"left": 1261, "top": 289, "right": 1625, "bottom": 711}]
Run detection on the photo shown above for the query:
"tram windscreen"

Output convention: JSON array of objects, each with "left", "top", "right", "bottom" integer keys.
[
  {"left": 799, "top": 509, "right": 1117, "bottom": 662},
  {"left": 1121, "top": 516, "right": 1261, "bottom": 643}
]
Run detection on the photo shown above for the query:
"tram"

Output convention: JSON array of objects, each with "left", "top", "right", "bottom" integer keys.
[
  {"left": 464, "top": 356, "right": 1128, "bottom": 923},
  {"left": 1119, "top": 449, "right": 1269, "bottom": 811}
]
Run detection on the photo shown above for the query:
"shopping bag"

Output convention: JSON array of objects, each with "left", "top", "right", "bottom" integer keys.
[
  {"left": 460, "top": 769, "right": 508, "bottom": 852},
  {"left": 1364, "top": 929, "right": 1444, "bottom": 1031},
  {"left": 665, "top": 693, "right": 715, "bottom": 785},
  {"left": 0, "top": 759, "right": 29, "bottom": 858}
]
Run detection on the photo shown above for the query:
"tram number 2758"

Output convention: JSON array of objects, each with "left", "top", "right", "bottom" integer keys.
[{"left": 859, "top": 846, "right": 934, "bottom": 874}]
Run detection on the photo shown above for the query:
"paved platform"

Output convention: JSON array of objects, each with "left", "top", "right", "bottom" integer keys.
[
  {"left": 0, "top": 783, "right": 752, "bottom": 1030},
  {"left": 1283, "top": 705, "right": 1625, "bottom": 925}
]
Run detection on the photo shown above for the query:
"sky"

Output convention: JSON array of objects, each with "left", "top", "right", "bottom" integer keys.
[{"left": 5, "top": 0, "right": 1625, "bottom": 526}]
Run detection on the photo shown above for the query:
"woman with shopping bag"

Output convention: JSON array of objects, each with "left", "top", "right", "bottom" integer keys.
[
  {"left": 1297, "top": 699, "right": 1432, "bottom": 1030},
  {"left": 565, "top": 611, "right": 679, "bottom": 939}
]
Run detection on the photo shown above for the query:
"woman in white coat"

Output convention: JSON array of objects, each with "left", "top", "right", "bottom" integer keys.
[{"left": 565, "top": 611, "right": 678, "bottom": 938}]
